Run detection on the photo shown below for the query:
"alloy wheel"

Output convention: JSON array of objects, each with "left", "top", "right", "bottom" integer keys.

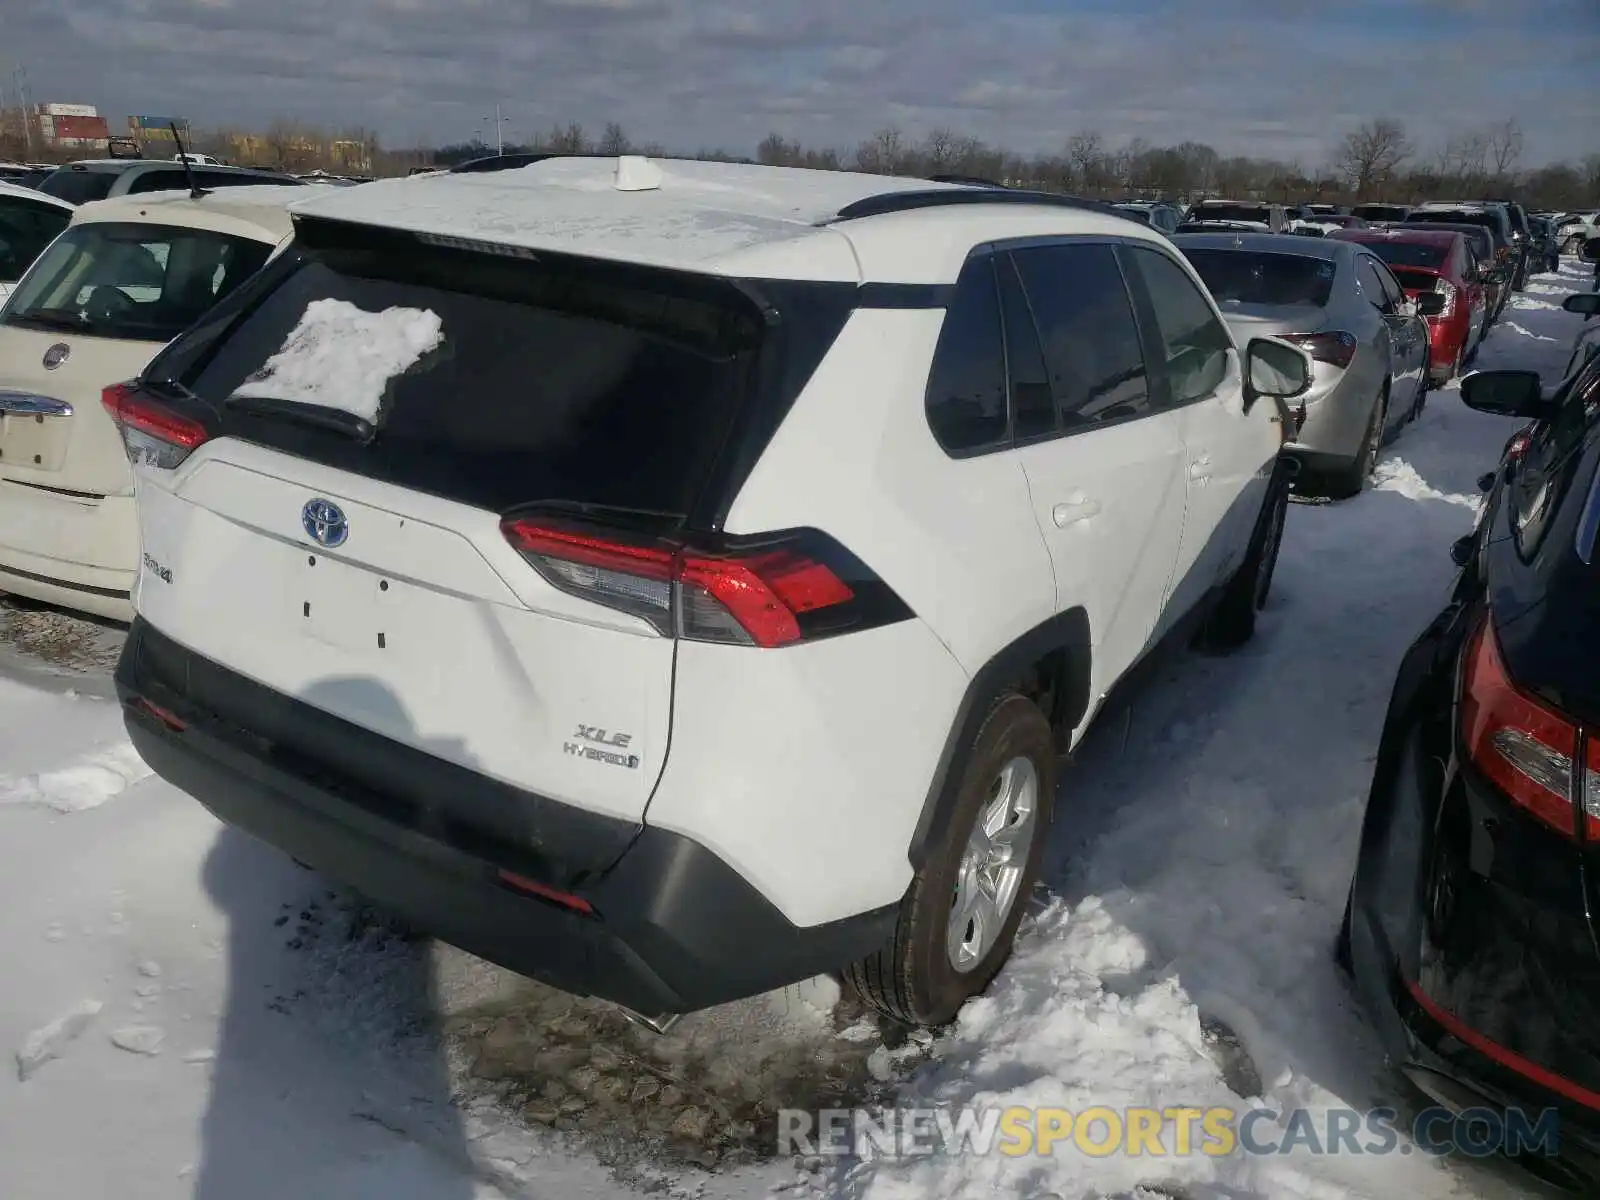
[{"left": 948, "top": 755, "right": 1039, "bottom": 972}]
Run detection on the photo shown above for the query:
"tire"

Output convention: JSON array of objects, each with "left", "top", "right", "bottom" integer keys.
[
  {"left": 1201, "top": 463, "right": 1289, "bottom": 650},
  {"left": 845, "top": 693, "right": 1055, "bottom": 1026},
  {"left": 1325, "top": 389, "right": 1386, "bottom": 500}
]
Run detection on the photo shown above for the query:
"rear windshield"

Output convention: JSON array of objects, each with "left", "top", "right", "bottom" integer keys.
[
  {"left": 168, "top": 221, "right": 801, "bottom": 519},
  {"left": 1363, "top": 240, "right": 1449, "bottom": 269},
  {"left": 1389, "top": 267, "right": 1442, "bottom": 292},
  {"left": 1352, "top": 205, "right": 1408, "bottom": 221},
  {"left": 37, "top": 168, "right": 118, "bottom": 205},
  {"left": 1190, "top": 204, "right": 1271, "bottom": 224},
  {"left": 1179, "top": 249, "right": 1337, "bottom": 307},
  {"left": 1407, "top": 211, "right": 1505, "bottom": 247},
  {"left": 2, "top": 221, "right": 274, "bottom": 343},
  {"left": 0, "top": 195, "right": 72, "bottom": 283}
]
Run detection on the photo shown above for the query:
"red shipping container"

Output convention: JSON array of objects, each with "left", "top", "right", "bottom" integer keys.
[{"left": 51, "top": 115, "right": 111, "bottom": 142}]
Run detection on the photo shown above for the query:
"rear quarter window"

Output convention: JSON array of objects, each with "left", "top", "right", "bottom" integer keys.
[{"left": 925, "top": 255, "right": 1009, "bottom": 455}]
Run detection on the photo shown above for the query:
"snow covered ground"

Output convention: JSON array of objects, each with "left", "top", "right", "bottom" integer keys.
[{"left": 2, "top": 260, "right": 1594, "bottom": 1200}]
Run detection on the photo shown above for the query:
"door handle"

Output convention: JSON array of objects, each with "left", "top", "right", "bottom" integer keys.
[
  {"left": 1052, "top": 499, "right": 1101, "bottom": 527},
  {"left": 1188, "top": 455, "right": 1212, "bottom": 481}
]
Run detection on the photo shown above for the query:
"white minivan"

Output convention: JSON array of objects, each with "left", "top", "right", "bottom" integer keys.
[{"left": 0, "top": 187, "right": 301, "bottom": 618}]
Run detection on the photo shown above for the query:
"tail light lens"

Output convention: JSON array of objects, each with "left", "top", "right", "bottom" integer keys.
[
  {"left": 101, "top": 383, "right": 209, "bottom": 470},
  {"left": 1433, "top": 279, "right": 1457, "bottom": 318},
  {"left": 501, "top": 518, "right": 901, "bottom": 649},
  {"left": 1284, "top": 331, "right": 1357, "bottom": 370},
  {"left": 1460, "top": 615, "right": 1595, "bottom": 839}
]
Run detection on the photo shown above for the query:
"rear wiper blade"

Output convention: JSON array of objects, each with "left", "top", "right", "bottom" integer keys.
[
  {"left": 228, "top": 394, "right": 375, "bottom": 442},
  {"left": 6, "top": 309, "right": 90, "bottom": 333}
]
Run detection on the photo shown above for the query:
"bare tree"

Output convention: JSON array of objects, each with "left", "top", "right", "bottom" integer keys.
[
  {"left": 853, "top": 127, "right": 904, "bottom": 175},
  {"left": 757, "top": 132, "right": 794, "bottom": 166},
  {"left": 923, "top": 128, "right": 957, "bottom": 174},
  {"left": 1487, "top": 118, "right": 1523, "bottom": 180},
  {"left": 1334, "top": 118, "right": 1410, "bottom": 199},
  {"left": 1066, "top": 131, "right": 1106, "bottom": 191},
  {"left": 545, "top": 122, "right": 588, "bottom": 154},
  {"left": 599, "top": 122, "right": 631, "bottom": 156}
]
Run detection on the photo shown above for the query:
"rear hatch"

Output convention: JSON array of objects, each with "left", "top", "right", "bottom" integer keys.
[
  {"left": 0, "top": 219, "right": 274, "bottom": 495},
  {"left": 125, "top": 217, "right": 852, "bottom": 828}
]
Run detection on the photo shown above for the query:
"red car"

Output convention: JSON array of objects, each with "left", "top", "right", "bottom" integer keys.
[{"left": 1327, "top": 227, "right": 1488, "bottom": 382}]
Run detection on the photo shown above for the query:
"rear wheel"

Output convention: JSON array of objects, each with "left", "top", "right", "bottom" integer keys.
[
  {"left": 845, "top": 694, "right": 1055, "bottom": 1026},
  {"left": 1326, "top": 390, "right": 1386, "bottom": 500}
]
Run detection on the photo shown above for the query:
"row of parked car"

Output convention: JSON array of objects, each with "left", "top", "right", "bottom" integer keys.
[{"left": 3, "top": 156, "right": 1599, "bottom": 1121}]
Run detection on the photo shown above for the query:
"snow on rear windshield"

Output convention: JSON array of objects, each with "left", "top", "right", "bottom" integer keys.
[{"left": 231, "top": 298, "right": 444, "bottom": 424}]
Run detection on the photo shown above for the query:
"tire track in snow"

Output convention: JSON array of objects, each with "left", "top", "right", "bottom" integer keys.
[{"left": 0, "top": 741, "right": 151, "bottom": 812}]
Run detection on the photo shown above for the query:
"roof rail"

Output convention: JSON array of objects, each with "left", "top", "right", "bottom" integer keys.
[
  {"left": 925, "top": 173, "right": 1005, "bottom": 188},
  {"left": 829, "top": 187, "right": 1133, "bottom": 224}
]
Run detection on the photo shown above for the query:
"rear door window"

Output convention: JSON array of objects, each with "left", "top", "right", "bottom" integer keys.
[
  {"left": 2, "top": 221, "right": 273, "bottom": 343},
  {"left": 1356, "top": 257, "right": 1397, "bottom": 312},
  {"left": 1009, "top": 243, "right": 1151, "bottom": 430}
]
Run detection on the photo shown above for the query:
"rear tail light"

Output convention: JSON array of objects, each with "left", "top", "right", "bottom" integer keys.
[
  {"left": 1284, "top": 331, "right": 1357, "bottom": 370},
  {"left": 1460, "top": 614, "right": 1596, "bottom": 840},
  {"left": 1433, "top": 279, "right": 1457, "bottom": 318},
  {"left": 500, "top": 518, "right": 903, "bottom": 649},
  {"left": 101, "top": 383, "right": 209, "bottom": 470}
]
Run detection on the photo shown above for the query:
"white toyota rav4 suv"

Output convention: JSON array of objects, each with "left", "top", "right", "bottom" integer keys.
[{"left": 112, "top": 157, "right": 1310, "bottom": 1027}]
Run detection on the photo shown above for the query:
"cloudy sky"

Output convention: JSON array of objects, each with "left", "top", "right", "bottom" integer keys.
[{"left": 7, "top": 0, "right": 1599, "bottom": 165}]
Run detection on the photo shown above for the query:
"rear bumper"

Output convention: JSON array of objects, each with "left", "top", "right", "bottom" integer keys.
[
  {"left": 0, "top": 482, "right": 135, "bottom": 619},
  {"left": 117, "top": 619, "right": 897, "bottom": 1015}
]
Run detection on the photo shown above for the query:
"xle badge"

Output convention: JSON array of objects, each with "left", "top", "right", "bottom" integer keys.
[{"left": 564, "top": 725, "right": 640, "bottom": 770}]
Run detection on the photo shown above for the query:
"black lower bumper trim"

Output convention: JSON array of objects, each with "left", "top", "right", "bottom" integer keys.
[{"left": 117, "top": 619, "right": 898, "bottom": 1014}]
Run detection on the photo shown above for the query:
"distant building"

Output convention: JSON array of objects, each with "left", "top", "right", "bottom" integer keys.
[{"left": 38, "top": 103, "right": 110, "bottom": 148}]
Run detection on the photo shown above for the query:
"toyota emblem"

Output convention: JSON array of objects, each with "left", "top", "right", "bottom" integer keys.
[{"left": 301, "top": 498, "right": 349, "bottom": 548}]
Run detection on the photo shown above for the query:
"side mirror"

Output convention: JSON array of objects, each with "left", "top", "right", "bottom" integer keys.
[
  {"left": 1565, "top": 294, "right": 1600, "bottom": 317},
  {"left": 1243, "top": 336, "right": 1313, "bottom": 415},
  {"left": 1415, "top": 292, "right": 1447, "bottom": 317},
  {"left": 1459, "top": 370, "right": 1550, "bottom": 419},
  {"left": 1584, "top": 237, "right": 1600, "bottom": 264}
]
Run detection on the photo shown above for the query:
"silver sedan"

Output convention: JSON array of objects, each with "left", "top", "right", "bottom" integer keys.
[{"left": 1173, "top": 232, "right": 1434, "bottom": 498}]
